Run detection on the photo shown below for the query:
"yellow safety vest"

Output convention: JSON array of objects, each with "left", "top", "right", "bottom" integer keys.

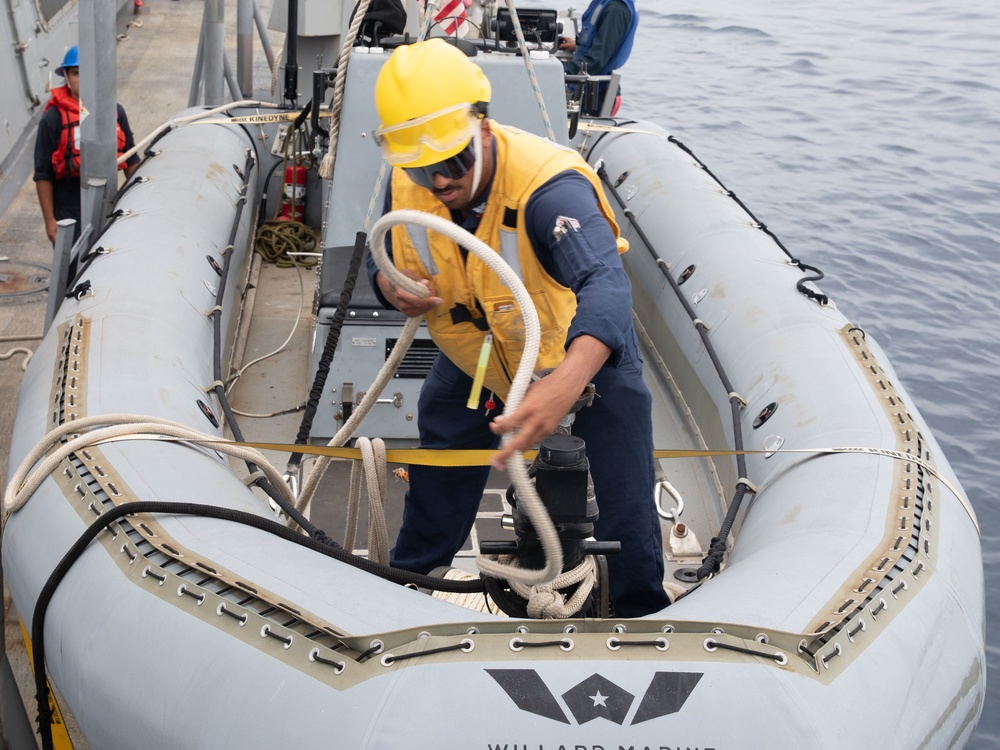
[{"left": 389, "top": 123, "right": 627, "bottom": 401}]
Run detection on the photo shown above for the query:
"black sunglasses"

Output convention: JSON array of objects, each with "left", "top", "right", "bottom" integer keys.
[{"left": 403, "top": 140, "right": 477, "bottom": 189}]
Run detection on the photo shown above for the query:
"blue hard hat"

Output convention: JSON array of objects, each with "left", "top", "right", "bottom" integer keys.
[{"left": 55, "top": 46, "right": 79, "bottom": 77}]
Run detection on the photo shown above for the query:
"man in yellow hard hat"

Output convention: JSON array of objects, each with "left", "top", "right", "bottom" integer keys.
[{"left": 368, "top": 38, "right": 669, "bottom": 617}]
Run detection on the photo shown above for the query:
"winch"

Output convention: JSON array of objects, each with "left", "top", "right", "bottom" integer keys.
[{"left": 480, "top": 375, "right": 619, "bottom": 618}]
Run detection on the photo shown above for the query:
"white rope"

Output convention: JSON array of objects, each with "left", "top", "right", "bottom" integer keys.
[
  {"left": 270, "top": 47, "right": 283, "bottom": 98},
  {"left": 358, "top": 436, "right": 390, "bottom": 564},
  {"left": 317, "top": 0, "right": 372, "bottom": 181},
  {"left": 118, "top": 99, "right": 281, "bottom": 167},
  {"left": 368, "top": 209, "right": 564, "bottom": 586},
  {"left": 342, "top": 455, "right": 365, "bottom": 553},
  {"left": 0, "top": 347, "right": 33, "bottom": 371},
  {"left": 506, "top": 555, "right": 597, "bottom": 619},
  {"left": 500, "top": 0, "right": 556, "bottom": 142},
  {"left": 4, "top": 414, "right": 294, "bottom": 517},
  {"left": 294, "top": 316, "right": 422, "bottom": 514},
  {"left": 226, "top": 258, "right": 307, "bottom": 396}
]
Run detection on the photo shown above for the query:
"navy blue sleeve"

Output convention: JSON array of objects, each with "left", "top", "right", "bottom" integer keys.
[
  {"left": 366, "top": 176, "right": 395, "bottom": 309},
  {"left": 33, "top": 108, "right": 60, "bottom": 183},
  {"left": 524, "top": 170, "right": 631, "bottom": 367},
  {"left": 563, "top": 1, "right": 632, "bottom": 76},
  {"left": 116, "top": 104, "right": 141, "bottom": 169}
]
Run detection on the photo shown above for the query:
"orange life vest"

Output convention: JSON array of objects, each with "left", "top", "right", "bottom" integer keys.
[{"left": 44, "top": 86, "right": 128, "bottom": 180}]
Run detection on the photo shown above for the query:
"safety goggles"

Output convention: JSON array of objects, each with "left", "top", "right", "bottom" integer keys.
[
  {"left": 373, "top": 102, "right": 486, "bottom": 166},
  {"left": 403, "top": 140, "right": 478, "bottom": 189}
]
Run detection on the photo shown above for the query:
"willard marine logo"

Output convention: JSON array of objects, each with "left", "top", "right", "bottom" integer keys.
[{"left": 487, "top": 670, "right": 703, "bottom": 725}]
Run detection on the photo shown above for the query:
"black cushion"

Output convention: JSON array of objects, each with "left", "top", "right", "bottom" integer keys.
[{"left": 318, "top": 245, "right": 406, "bottom": 320}]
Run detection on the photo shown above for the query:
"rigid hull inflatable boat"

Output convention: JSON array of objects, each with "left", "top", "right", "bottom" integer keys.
[{"left": 1, "top": 3, "right": 985, "bottom": 748}]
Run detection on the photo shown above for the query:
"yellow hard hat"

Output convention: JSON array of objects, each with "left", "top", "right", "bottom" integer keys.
[{"left": 374, "top": 39, "right": 491, "bottom": 168}]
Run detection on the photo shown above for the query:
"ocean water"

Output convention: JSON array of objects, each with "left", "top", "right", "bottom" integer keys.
[{"left": 611, "top": 1, "right": 1000, "bottom": 745}]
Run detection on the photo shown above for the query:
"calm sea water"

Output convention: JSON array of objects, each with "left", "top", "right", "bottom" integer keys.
[{"left": 615, "top": 1, "right": 999, "bottom": 746}]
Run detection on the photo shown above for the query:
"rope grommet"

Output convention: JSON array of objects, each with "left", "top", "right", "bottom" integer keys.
[
  {"left": 261, "top": 624, "right": 293, "bottom": 649},
  {"left": 142, "top": 566, "right": 165, "bottom": 585},
  {"left": 217, "top": 603, "right": 248, "bottom": 626},
  {"left": 309, "top": 648, "right": 346, "bottom": 674}
]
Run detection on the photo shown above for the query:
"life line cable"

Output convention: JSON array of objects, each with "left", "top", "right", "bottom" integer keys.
[
  {"left": 5, "top": 421, "right": 977, "bottom": 536},
  {"left": 220, "top": 440, "right": 980, "bottom": 534}
]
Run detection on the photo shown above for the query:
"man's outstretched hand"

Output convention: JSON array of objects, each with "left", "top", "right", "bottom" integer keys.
[{"left": 489, "top": 335, "right": 610, "bottom": 469}]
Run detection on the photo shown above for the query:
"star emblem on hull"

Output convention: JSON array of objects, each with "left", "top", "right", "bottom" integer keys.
[{"left": 487, "top": 669, "right": 703, "bottom": 726}]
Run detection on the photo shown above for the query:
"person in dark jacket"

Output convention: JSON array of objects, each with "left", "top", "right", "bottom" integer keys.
[
  {"left": 34, "top": 45, "right": 140, "bottom": 244},
  {"left": 558, "top": 0, "right": 639, "bottom": 115}
]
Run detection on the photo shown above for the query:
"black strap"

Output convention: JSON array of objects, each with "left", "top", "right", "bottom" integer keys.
[{"left": 449, "top": 301, "right": 490, "bottom": 331}]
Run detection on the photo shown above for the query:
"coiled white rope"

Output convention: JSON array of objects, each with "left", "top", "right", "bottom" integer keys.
[
  {"left": 368, "top": 209, "right": 564, "bottom": 586},
  {"left": 4, "top": 414, "right": 294, "bottom": 518}
]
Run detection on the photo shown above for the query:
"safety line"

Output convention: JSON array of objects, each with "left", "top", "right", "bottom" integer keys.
[{"left": 198, "top": 439, "right": 976, "bottom": 535}]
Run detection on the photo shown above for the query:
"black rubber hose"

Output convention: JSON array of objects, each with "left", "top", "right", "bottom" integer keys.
[
  {"left": 483, "top": 576, "right": 530, "bottom": 618},
  {"left": 664, "top": 134, "right": 828, "bottom": 305},
  {"left": 31, "top": 499, "right": 485, "bottom": 750},
  {"left": 288, "top": 230, "right": 366, "bottom": 467}
]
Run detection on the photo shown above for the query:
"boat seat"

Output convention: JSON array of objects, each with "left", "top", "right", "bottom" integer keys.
[{"left": 318, "top": 244, "right": 407, "bottom": 321}]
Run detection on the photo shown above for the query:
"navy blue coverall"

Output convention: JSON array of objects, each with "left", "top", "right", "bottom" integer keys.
[{"left": 367, "top": 168, "right": 670, "bottom": 618}]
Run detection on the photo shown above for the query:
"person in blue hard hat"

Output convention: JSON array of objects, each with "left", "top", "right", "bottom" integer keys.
[
  {"left": 33, "top": 45, "right": 141, "bottom": 244},
  {"left": 558, "top": 0, "right": 638, "bottom": 116}
]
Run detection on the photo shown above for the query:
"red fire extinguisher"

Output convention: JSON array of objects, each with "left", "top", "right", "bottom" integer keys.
[{"left": 279, "top": 164, "right": 307, "bottom": 222}]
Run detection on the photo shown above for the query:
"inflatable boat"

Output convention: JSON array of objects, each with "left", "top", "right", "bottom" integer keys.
[{"left": 1, "top": 3, "right": 985, "bottom": 748}]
